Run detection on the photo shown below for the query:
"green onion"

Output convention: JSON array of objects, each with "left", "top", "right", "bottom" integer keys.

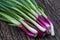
[
  {"left": 0, "top": 0, "right": 55, "bottom": 37},
  {"left": 1, "top": 0, "right": 46, "bottom": 32}
]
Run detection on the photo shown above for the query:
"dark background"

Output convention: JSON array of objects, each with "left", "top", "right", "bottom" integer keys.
[{"left": 0, "top": 0, "right": 60, "bottom": 40}]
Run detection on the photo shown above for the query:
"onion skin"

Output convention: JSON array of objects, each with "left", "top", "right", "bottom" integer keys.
[
  {"left": 43, "top": 18, "right": 55, "bottom": 36},
  {"left": 37, "top": 15, "right": 50, "bottom": 28},
  {"left": 37, "top": 28, "right": 46, "bottom": 37},
  {"left": 18, "top": 24, "right": 37, "bottom": 37},
  {"left": 39, "top": 15, "right": 55, "bottom": 36},
  {"left": 24, "top": 20, "right": 46, "bottom": 37},
  {"left": 36, "top": 20, "right": 46, "bottom": 37}
]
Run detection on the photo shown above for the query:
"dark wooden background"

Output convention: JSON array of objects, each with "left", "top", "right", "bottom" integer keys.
[{"left": 0, "top": 0, "right": 60, "bottom": 40}]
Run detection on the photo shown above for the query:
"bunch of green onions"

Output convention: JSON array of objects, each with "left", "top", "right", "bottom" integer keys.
[{"left": 0, "top": 0, "right": 55, "bottom": 37}]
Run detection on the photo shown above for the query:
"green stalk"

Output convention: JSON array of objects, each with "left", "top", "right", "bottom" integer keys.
[
  {"left": 30, "top": 0, "right": 47, "bottom": 18},
  {"left": 8, "top": 23, "right": 17, "bottom": 26},
  {"left": 23, "top": 0, "right": 47, "bottom": 18},
  {"left": 0, "top": 17, "right": 17, "bottom": 26},
  {"left": 25, "top": 0, "right": 41, "bottom": 15},
  {"left": 0, "top": 1, "right": 23, "bottom": 20},
  {"left": 1, "top": 0, "right": 37, "bottom": 20},
  {"left": 38, "top": 7, "right": 47, "bottom": 18},
  {"left": 8, "top": 1, "right": 36, "bottom": 20},
  {"left": 0, "top": 3, "right": 37, "bottom": 34},
  {"left": 0, "top": 14, "right": 9, "bottom": 22},
  {"left": 1, "top": 0, "right": 46, "bottom": 32},
  {"left": 9, "top": 1, "right": 46, "bottom": 32},
  {"left": 0, "top": 12, "right": 20, "bottom": 25},
  {"left": 17, "top": 0, "right": 38, "bottom": 18}
]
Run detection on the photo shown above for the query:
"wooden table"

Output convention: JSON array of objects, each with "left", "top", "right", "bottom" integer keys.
[{"left": 0, "top": 0, "right": 60, "bottom": 40}]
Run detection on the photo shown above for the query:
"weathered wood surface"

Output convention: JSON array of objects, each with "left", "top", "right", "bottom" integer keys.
[{"left": 0, "top": 0, "right": 60, "bottom": 40}]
